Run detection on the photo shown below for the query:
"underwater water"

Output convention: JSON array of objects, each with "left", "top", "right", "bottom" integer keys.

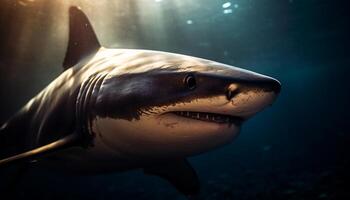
[{"left": 0, "top": 0, "right": 349, "bottom": 199}]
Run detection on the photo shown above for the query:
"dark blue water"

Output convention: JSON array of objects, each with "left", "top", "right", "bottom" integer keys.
[{"left": 0, "top": 0, "right": 349, "bottom": 199}]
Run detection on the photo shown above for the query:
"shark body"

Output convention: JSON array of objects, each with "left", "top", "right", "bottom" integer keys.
[{"left": 0, "top": 7, "right": 280, "bottom": 196}]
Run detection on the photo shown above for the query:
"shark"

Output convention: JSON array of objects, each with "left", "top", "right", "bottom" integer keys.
[{"left": 0, "top": 6, "right": 281, "bottom": 196}]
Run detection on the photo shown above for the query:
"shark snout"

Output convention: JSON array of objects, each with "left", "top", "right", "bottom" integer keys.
[
  {"left": 224, "top": 74, "right": 281, "bottom": 119},
  {"left": 226, "top": 76, "right": 281, "bottom": 101},
  {"left": 255, "top": 76, "right": 281, "bottom": 94}
]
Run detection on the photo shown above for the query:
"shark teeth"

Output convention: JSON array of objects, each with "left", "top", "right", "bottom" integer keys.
[{"left": 172, "top": 111, "right": 244, "bottom": 125}]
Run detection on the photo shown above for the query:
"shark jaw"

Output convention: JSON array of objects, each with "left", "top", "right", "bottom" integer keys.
[{"left": 90, "top": 91, "right": 278, "bottom": 160}]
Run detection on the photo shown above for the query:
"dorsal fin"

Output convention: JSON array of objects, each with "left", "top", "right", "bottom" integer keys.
[{"left": 63, "top": 6, "right": 101, "bottom": 70}]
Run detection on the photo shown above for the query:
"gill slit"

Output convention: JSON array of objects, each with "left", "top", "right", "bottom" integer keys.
[{"left": 76, "top": 73, "right": 108, "bottom": 147}]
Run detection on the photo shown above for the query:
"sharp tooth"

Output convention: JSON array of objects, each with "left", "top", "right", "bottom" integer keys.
[
  {"left": 197, "top": 113, "right": 200, "bottom": 119},
  {"left": 206, "top": 114, "right": 209, "bottom": 120},
  {"left": 186, "top": 112, "right": 190, "bottom": 116}
]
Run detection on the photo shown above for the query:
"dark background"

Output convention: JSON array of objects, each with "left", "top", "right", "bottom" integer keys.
[{"left": 0, "top": 0, "right": 349, "bottom": 199}]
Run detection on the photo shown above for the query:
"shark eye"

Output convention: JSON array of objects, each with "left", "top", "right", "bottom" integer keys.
[{"left": 184, "top": 74, "right": 196, "bottom": 90}]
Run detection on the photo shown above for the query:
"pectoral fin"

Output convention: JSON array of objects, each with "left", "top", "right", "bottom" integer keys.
[
  {"left": 0, "top": 134, "right": 79, "bottom": 167},
  {"left": 144, "top": 159, "right": 200, "bottom": 196}
]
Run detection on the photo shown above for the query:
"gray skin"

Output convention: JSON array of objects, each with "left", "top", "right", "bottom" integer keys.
[{"left": 0, "top": 7, "right": 281, "bottom": 196}]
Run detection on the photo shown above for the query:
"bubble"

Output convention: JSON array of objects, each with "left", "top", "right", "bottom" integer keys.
[
  {"left": 222, "top": 2, "right": 231, "bottom": 9},
  {"left": 223, "top": 9, "right": 233, "bottom": 14}
]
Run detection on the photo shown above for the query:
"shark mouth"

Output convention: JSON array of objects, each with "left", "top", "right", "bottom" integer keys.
[{"left": 170, "top": 111, "right": 244, "bottom": 125}]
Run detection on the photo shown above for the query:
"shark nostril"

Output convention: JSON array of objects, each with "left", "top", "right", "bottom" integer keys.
[
  {"left": 226, "top": 84, "right": 239, "bottom": 100},
  {"left": 226, "top": 90, "right": 239, "bottom": 100}
]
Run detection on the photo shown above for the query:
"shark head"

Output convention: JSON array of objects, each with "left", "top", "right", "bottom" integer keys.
[
  {"left": 65, "top": 7, "right": 281, "bottom": 160},
  {"left": 85, "top": 49, "right": 281, "bottom": 159}
]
